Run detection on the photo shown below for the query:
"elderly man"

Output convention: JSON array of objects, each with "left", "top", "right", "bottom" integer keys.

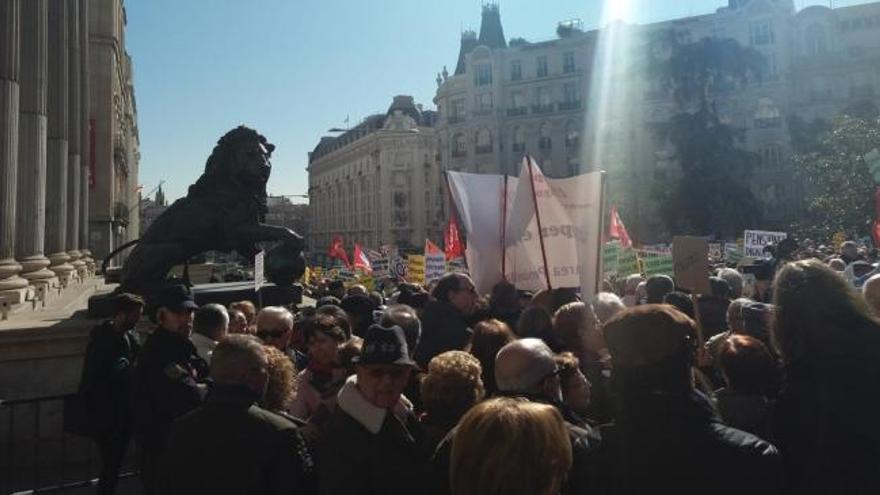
[
  {"left": 133, "top": 285, "right": 207, "bottom": 494},
  {"left": 591, "top": 292, "right": 626, "bottom": 324},
  {"left": 190, "top": 303, "right": 229, "bottom": 364},
  {"left": 319, "top": 324, "right": 427, "bottom": 495},
  {"left": 431, "top": 338, "right": 600, "bottom": 495},
  {"left": 863, "top": 273, "right": 880, "bottom": 315},
  {"left": 645, "top": 275, "right": 675, "bottom": 304},
  {"left": 597, "top": 305, "right": 781, "bottom": 495},
  {"left": 381, "top": 304, "right": 424, "bottom": 410},
  {"left": 157, "top": 335, "right": 315, "bottom": 494},
  {"left": 414, "top": 273, "right": 478, "bottom": 368},
  {"left": 256, "top": 306, "right": 295, "bottom": 351}
]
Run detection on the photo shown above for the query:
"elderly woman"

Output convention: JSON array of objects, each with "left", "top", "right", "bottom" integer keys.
[
  {"left": 419, "top": 351, "right": 485, "bottom": 451},
  {"left": 288, "top": 314, "right": 348, "bottom": 422},
  {"left": 772, "top": 259, "right": 880, "bottom": 495},
  {"left": 467, "top": 319, "right": 515, "bottom": 396},
  {"left": 451, "top": 397, "right": 572, "bottom": 495}
]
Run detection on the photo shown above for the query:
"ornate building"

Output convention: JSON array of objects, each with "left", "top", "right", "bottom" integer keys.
[
  {"left": 0, "top": 0, "right": 139, "bottom": 309},
  {"left": 307, "top": 95, "right": 441, "bottom": 259},
  {"left": 434, "top": 1, "right": 880, "bottom": 241}
]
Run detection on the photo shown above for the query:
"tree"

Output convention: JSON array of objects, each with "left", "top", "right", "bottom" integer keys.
[
  {"left": 646, "top": 33, "right": 765, "bottom": 237},
  {"left": 792, "top": 114, "right": 880, "bottom": 240}
]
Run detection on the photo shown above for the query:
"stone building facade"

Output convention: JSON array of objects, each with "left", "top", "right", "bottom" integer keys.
[
  {"left": 0, "top": 0, "right": 139, "bottom": 309},
  {"left": 307, "top": 95, "right": 441, "bottom": 259},
  {"left": 266, "top": 195, "right": 309, "bottom": 242},
  {"left": 434, "top": 1, "right": 880, "bottom": 241}
]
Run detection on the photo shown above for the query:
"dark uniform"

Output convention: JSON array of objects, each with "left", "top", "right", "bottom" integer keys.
[
  {"left": 133, "top": 326, "right": 208, "bottom": 493},
  {"left": 78, "top": 320, "right": 140, "bottom": 494}
]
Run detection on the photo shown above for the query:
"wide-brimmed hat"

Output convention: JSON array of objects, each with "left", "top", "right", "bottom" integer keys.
[{"left": 354, "top": 324, "right": 417, "bottom": 367}]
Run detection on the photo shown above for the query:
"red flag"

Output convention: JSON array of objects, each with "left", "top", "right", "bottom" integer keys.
[
  {"left": 425, "top": 239, "right": 442, "bottom": 255},
  {"left": 609, "top": 206, "right": 632, "bottom": 248},
  {"left": 444, "top": 216, "right": 464, "bottom": 260},
  {"left": 353, "top": 243, "right": 372, "bottom": 273},
  {"left": 327, "top": 235, "right": 351, "bottom": 267}
]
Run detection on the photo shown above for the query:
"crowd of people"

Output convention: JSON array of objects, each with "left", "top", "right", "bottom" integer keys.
[{"left": 76, "top": 240, "right": 880, "bottom": 494}]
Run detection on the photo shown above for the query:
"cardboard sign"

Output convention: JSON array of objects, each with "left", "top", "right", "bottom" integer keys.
[
  {"left": 425, "top": 252, "right": 447, "bottom": 284},
  {"left": 617, "top": 247, "right": 640, "bottom": 277},
  {"left": 603, "top": 241, "right": 620, "bottom": 277},
  {"left": 371, "top": 258, "right": 389, "bottom": 278},
  {"left": 743, "top": 230, "right": 786, "bottom": 258},
  {"left": 407, "top": 255, "right": 425, "bottom": 284},
  {"left": 673, "top": 236, "right": 710, "bottom": 294},
  {"left": 640, "top": 250, "right": 674, "bottom": 277},
  {"left": 389, "top": 256, "right": 407, "bottom": 279},
  {"left": 254, "top": 251, "right": 265, "bottom": 291}
]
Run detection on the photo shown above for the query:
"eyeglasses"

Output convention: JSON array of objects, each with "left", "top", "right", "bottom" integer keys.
[
  {"left": 256, "top": 329, "right": 287, "bottom": 340},
  {"left": 365, "top": 367, "right": 409, "bottom": 380}
]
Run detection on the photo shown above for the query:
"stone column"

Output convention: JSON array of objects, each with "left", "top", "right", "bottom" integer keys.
[
  {"left": 46, "top": 0, "right": 73, "bottom": 287},
  {"left": 0, "top": 0, "right": 29, "bottom": 310},
  {"left": 66, "top": 0, "right": 83, "bottom": 280},
  {"left": 16, "top": 0, "right": 56, "bottom": 296},
  {"left": 78, "top": 0, "right": 92, "bottom": 276}
]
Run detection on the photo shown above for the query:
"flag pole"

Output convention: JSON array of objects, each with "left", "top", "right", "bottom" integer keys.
[
  {"left": 527, "top": 157, "right": 553, "bottom": 290},
  {"left": 501, "top": 175, "right": 508, "bottom": 281}
]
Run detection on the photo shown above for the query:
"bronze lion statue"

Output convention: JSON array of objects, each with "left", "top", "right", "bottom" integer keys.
[{"left": 110, "top": 126, "right": 304, "bottom": 295}]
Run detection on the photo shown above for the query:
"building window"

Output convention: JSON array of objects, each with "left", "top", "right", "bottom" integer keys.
[
  {"left": 567, "top": 156, "right": 579, "bottom": 176},
  {"left": 452, "top": 133, "right": 467, "bottom": 158},
  {"left": 474, "top": 63, "right": 492, "bottom": 86},
  {"left": 476, "top": 128, "right": 493, "bottom": 154},
  {"left": 475, "top": 92, "right": 493, "bottom": 114},
  {"left": 754, "top": 97, "right": 781, "bottom": 128},
  {"left": 534, "top": 86, "right": 552, "bottom": 113},
  {"left": 749, "top": 20, "right": 774, "bottom": 46},
  {"left": 536, "top": 55, "right": 548, "bottom": 77},
  {"left": 539, "top": 123, "right": 552, "bottom": 150},
  {"left": 510, "top": 60, "right": 522, "bottom": 81},
  {"left": 560, "top": 82, "right": 580, "bottom": 110},
  {"left": 565, "top": 122, "right": 579, "bottom": 149},
  {"left": 563, "top": 52, "right": 575, "bottom": 73},
  {"left": 760, "top": 144, "right": 782, "bottom": 168},
  {"left": 508, "top": 90, "right": 527, "bottom": 116},
  {"left": 513, "top": 126, "right": 526, "bottom": 153},
  {"left": 805, "top": 24, "right": 827, "bottom": 56},
  {"left": 450, "top": 98, "right": 466, "bottom": 123}
]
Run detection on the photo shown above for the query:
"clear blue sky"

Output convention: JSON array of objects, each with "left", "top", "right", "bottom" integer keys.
[{"left": 126, "top": 0, "right": 856, "bottom": 203}]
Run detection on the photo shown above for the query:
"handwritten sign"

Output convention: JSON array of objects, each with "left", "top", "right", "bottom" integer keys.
[
  {"left": 673, "top": 236, "right": 710, "bottom": 294},
  {"left": 743, "top": 230, "right": 786, "bottom": 258}
]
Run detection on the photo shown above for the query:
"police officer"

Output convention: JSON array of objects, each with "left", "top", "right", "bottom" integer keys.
[
  {"left": 133, "top": 285, "right": 207, "bottom": 494},
  {"left": 78, "top": 293, "right": 144, "bottom": 495}
]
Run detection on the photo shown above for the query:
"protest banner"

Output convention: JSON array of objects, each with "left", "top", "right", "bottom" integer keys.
[
  {"left": 616, "top": 247, "right": 640, "bottom": 277},
  {"left": 641, "top": 250, "right": 674, "bottom": 277},
  {"left": 708, "top": 243, "right": 723, "bottom": 261},
  {"left": 407, "top": 255, "right": 425, "bottom": 284},
  {"left": 389, "top": 256, "right": 407, "bottom": 279},
  {"left": 447, "top": 257, "right": 468, "bottom": 273},
  {"left": 425, "top": 252, "right": 447, "bottom": 284},
  {"left": 603, "top": 241, "right": 620, "bottom": 277},
  {"left": 359, "top": 275, "right": 375, "bottom": 292},
  {"left": 673, "top": 236, "right": 710, "bottom": 294},
  {"left": 371, "top": 258, "right": 389, "bottom": 278},
  {"left": 743, "top": 230, "right": 787, "bottom": 258}
]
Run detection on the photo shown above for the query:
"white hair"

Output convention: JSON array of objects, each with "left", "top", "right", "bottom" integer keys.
[
  {"left": 717, "top": 268, "right": 744, "bottom": 299},
  {"left": 495, "top": 338, "right": 557, "bottom": 394},
  {"left": 256, "top": 306, "right": 294, "bottom": 331},
  {"left": 591, "top": 292, "right": 626, "bottom": 323},
  {"left": 862, "top": 274, "right": 880, "bottom": 315}
]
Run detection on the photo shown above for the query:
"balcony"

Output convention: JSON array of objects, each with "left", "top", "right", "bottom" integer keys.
[
  {"left": 558, "top": 100, "right": 582, "bottom": 111},
  {"left": 476, "top": 145, "right": 493, "bottom": 154},
  {"left": 451, "top": 150, "right": 467, "bottom": 158},
  {"left": 532, "top": 104, "right": 555, "bottom": 114},
  {"left": 473, "top": 107, "right": 494, "bottom": 116},
  {"left": 507, "top": 107, "right": 528, "bottom": 117},
  {"left": 448, "top": 115, "right": 466, "bottom": 124}
]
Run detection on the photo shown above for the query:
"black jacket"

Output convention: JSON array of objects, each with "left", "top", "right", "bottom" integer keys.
[
  {"left": 413, "top": 300, "right": 471, "bottom": 369},
  {"left": 78, "top": 321, "right": 140, "bottom": 437},
  {"left": 429, "top": 393, "right": 601, "bottom": 495},
  {"left": 157, "top": 384, "right": 316, "bottom": 495},
  {"left": 597, "top": 391, "right": 781, "bottom": 495},
  {"left": 318, "top": 378, "right": 429, "bottom": 495}
]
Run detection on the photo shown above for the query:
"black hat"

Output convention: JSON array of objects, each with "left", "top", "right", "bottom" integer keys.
[
  {"left": 156, "top": 285, "right": 198, "bottom": 313},
  {"left": 354, "top": 324, "right": 417, "bottom": 367},
  {"left": 340, "top": 294, "right": 377, "bottom": 317}
]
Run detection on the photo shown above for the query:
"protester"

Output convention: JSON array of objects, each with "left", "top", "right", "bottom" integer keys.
[
  {"left": 466, "top": 318, "right": 515, "bottom": 396},
  {"left": 316, "top": 303, "right": 352, "bottom": 338},
  {"left": 717, "top": 267, "right": 745, "bottom": 299},
  {"left": 190, "top": 303, "right": 228, "bottom": 364},
  {"left": 840, "top": 240, "right": 863, "bottom": 265},
  {"left": 262, "top": 345, "right": 297, "bottom": 413},
  {"left": 772, "top": 259, "right": 880, "bottom": 494},
  {"left": 551, "top": 302, "right": 610, "bottom": 422},
  {"left": 227, "top": 308, "right": 250, "bottom": 334},
  {"left": 645, "top": 275, "right": 674, "bottom": 304},
  {"left": 705, "top": 297, "right": 751, "bottom": 362},
  {"left": 714, "top": 335, "right": 777, "bottom": 439},
  {"left": 255, "top": 306, "right": 295, "bottom": 352},
  {"left": 419, "top": 351, "right": 485, "bottom": 451},
  {"left": 156, "top": 335, "right": 316, "bottom": 494},
  {"left": 78, "top": 293, "right": 144, "bottom": 495},
  {"left": 133, "top": 285, "right": 207, "bottom": 494},
  {"left": 531, "top": 287, "right": 579, "bottom": 316},
  {"left": 450, "top": 397, "right": 572, "bottom": 495},
  {"left": 555, "top": 351, "right": 591, "bottom": 423},
  {"left": 340, "top": 294, "right": 377, "bottom": 338},
  {"left": 663, "top": 291, "right": 695, "bottom": 318},
  {"left": 318, "top": 324, "right": 427, "bottom": 495},
  {"left": 591, "top": 291, "right": 625, "bottom": 324},
  {"left": 413, "top": 273, "right": 477, "bottom": 368},
  {"left": 828, "top": 257, "right": 846, "bottom": 271},
  {"left": 327, "top": 280, "right": 346, "bottom": 299},
  {"left": 288, "top": 314, "right": 348, "bottom": 421},
  {"left": 228, "top": 300, "right": 257, "bottom": 332},
  {"left": 862, "top": 272, "right": 880, "bottom": 315},
  {"left": 489, "top": 280, "right": 522, "bottom": 330},
  {"left": 514, "top": 305, "right": 554, "bottom": 343},
  {"left": 597, "top": 305, "right": 781, "bottom": 495},
  {"left": 621, "top": 274, "right": 644, "bottom": 307},
  {"left": 347, "top": 283, "right": 368, "bottom": 297}
]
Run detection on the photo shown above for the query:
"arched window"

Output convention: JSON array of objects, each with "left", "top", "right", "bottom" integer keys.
[
  {"left": 512, "top": 126, "right": 526, "bottom": 153},
  {"left": 539, "top": 123, "right": 552, "bottom": 150},
  {"left": 805, "top": 23, "right": 827, "bottom": 56},
  {"left": 565, "top": 121, "right": 579, "bottom": 149},
  {"left": 476, "top": 128, "right": 492, "bottom": 154},
  {"left": 452, "top": 133, "right": 467, "bottom": 157}
]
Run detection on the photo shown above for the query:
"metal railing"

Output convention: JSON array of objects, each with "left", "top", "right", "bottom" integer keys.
[{"left": 0, "top": 393, "right": 138, "bottom": 494}]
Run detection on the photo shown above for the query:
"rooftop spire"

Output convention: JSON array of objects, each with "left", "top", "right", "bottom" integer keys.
[
  {"left": 454, "top": 30, "right": 478, "bottom": 75},
  {"left": 478, "top": 3, "right": 507, "bottom": 49}
]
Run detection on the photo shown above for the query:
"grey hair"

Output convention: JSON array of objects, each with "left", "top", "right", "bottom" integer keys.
[
  {"left": 380, "top": 304, "right": 422, "bottom": 356},
  {"left": 256, "top": 306, "right": 294, "bottom": 330},
  {"left": 591, "top": 292, "right": 626, "bottom": 323},
  {"left": 717, "top": 268, "right": 744, "bottom": 299},
  {"left": 193, "top": 303, "right": 229, "bottom": 340},
  {"left": 210, "top": 334, "right": 267, "bottom": 385},
  {"left": 726, "top": 297, "right": 752, "bottom": 332},
  {"left": 495, "top": 338, "right": 557, "bottom": 395}
]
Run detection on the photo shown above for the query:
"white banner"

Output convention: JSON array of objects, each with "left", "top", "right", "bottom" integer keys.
[
  {"left": 254, "top": 251, "right": 265, "bottom": 292},
  {"left": 425, "top": 252, "right": 447, "bottom": 284},
  {"left": 448, "top": 157, "right": 604, "bottom": 298},
  {"left": 743, "top": 230, "right": 787, "bottom": 258}
]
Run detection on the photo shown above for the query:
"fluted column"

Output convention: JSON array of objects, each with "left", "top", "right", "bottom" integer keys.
[
  {"left": 66, "top": 0, "right": 83, "bottom": 279},
  {"left": 0, "top": 0, "right": 28, "bottom": 306},
  {"left": 78, "top": 0, "right": 92, "bottom": 275},
  {"left": 46, "top": 0, "right": 73, "bottom": 286},
  {"left": 15, "top": 0, "right": 56, "bottom": 291}
]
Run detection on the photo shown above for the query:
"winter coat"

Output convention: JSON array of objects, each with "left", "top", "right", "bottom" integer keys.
[{"left": 413, "top": 300, "right": 471, "bottom": 369}]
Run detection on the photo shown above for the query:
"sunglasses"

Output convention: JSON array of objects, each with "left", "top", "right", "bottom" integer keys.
[
  {"left": 257, "top": 329, "right": 287, "bottom": 340},
  {"left": 365, "top": 367, "right": 409, "bottom": 380}
]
